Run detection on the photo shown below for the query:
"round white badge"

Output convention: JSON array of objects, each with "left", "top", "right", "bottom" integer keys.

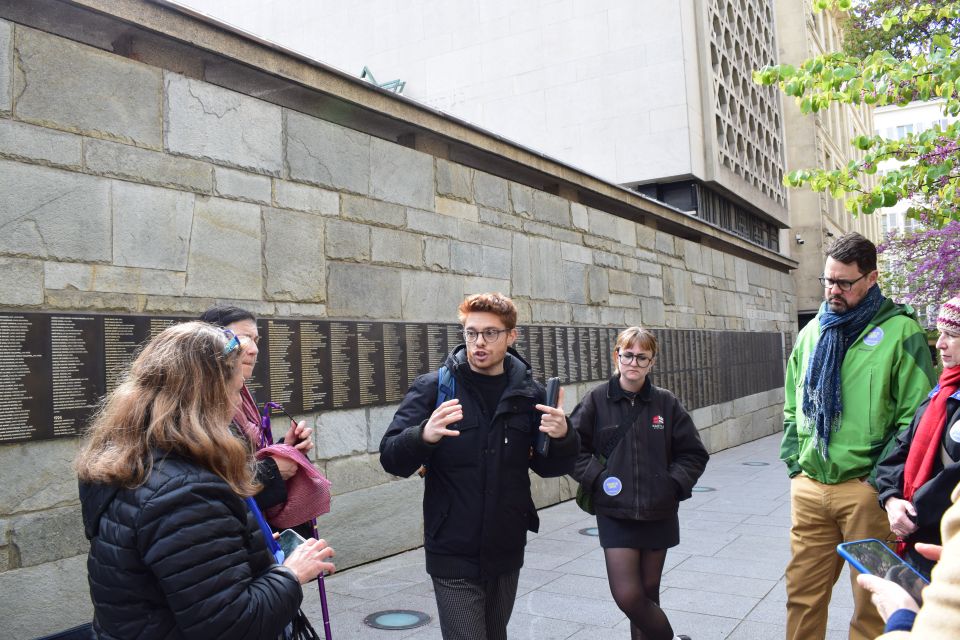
[
  {"left": 950, "top": 421, "right": 960, "bottom": 444},
  {"left": 863, "top": 327, "right": 884, "bottom": 347},
  {"left": 603, "top": 477, "right": 623, "bottom": 496}
]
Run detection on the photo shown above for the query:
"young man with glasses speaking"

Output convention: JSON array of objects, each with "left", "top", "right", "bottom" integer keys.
[
  {"left": 380, "top": 292, "right": 579, "bottom": 640},
  {"left": 781, "top": 233, "right": 936, "bottom": 640}
]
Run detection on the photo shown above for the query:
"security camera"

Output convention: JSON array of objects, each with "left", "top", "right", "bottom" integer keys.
[{"left": 795, "top": 233, "right": 805, "bottom": 245}]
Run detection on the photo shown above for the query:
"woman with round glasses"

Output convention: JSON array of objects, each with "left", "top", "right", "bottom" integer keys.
[
  {"left": 571, "top": 326, "right": 708, "bottom": 640},
  {"left": 77, "top": 322, "right": 334, "bottom": 639}
]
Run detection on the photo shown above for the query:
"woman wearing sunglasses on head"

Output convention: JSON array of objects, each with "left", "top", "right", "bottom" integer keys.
[
  {"left": 571, "top": 326, "right": 708, "bottom": 640},
  {"left": 77, "top": 322, "right": 334, "bottom": 639}
]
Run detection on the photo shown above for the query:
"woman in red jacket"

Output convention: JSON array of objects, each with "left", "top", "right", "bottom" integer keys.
[{"left": 572, "top": 326, "right": 708, "bottom": 640}]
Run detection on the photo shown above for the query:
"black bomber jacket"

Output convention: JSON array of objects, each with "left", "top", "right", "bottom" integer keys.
[{"left": 571, "top": 376, "right": 709, "bottom": 520}]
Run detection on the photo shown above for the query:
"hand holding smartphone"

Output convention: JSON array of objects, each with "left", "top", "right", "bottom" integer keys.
[
  {"left": 278, "top": 528, "right": 306, "bottom": 558},
  {"left": 535, "top": 377, "right": 562, "bottom": 457},
  {"left": 837, "top": 538, "right": 929, "bottom": 604}
]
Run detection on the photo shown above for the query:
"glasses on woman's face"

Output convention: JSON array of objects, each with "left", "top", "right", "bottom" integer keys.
[
  {"left": 617, "top": 350, "right": 653, "bottom": 367},
  {"left": 463, "top": 328, "right": 509, "bottom": 343},
  {"left": 222, "top": 329, "right": 242, "bottom": 356}
]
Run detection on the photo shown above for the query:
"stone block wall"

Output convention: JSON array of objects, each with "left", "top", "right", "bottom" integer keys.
[{"left": 0, "top": 17, "right": 795, "bottom": 637}]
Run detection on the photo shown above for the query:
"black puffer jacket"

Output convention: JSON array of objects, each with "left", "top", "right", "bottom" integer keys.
[
  {"left": 876, "top": 391, "right": 960, "bottom": 544},
  {"left": 80, "top": 450, "right": 302, "bottom": 639},
  {"left": 379, "top": 346, "right": 579, "bottom": 579},
  {"left": 571, "top": 376, "right": 708, "bottom": 520}
]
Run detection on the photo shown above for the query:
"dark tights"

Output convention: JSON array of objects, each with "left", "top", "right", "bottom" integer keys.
[{"left": 603, "top": 547, "right": 673, "bottom": 640}]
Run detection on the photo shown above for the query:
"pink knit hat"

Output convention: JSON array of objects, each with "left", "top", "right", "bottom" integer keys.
[
  {"left": 938, "top": 296, "right": 960, "bottom": 333},
  {"left": 255, "top": 444, "right": 331, "bottom": 529}
]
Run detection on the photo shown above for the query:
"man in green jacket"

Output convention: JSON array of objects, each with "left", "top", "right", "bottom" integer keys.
[{"left": 781, "top": 233, "right": 936, "bottom": 640}]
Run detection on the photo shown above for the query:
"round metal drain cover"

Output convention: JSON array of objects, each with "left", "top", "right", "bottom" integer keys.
[
  {"left": 363, "top": 610, "right": 431, "bottom": 630},
  {"left": 692, "top": 486, "right": 716, "bottom": 492},
  {"left": 742, "top": 461, "right": 770, "bottom": 466},
  {"left": 578, "top": 527, "right": 599, "bottom": 536}
]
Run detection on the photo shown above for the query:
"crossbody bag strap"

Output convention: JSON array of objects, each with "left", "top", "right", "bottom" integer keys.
[
  {"left": 598, "top": 401, "right": 645, "bottom": 461},
  {"left": 245, "top": 496, "right": 284, "bottom": 563}
]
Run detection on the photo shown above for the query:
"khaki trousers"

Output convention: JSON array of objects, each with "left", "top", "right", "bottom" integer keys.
[{"left": 785, "top": 474, "right": 893, "bottom": 640}]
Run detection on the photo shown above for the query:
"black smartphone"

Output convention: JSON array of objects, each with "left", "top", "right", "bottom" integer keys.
[
  {"left": 837, "top": 538, "right": 929, "bottom": 604},
  {"left": 535, "top": 377, "right": 562, "bottom": 457}
]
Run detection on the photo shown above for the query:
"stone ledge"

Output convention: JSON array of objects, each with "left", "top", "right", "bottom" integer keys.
[
  {"left": 0, "top": 555, "right": 92, "bottom": 638},
  {"left": 85, "top": 138, "right": 213, "bottom": 192},
  {"left": 0, "top": 118, "right": 81, "bottom": 168}
]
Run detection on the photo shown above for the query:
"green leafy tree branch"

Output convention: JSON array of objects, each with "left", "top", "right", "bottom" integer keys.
[{"left": 754, "top": 0, "right": 960, "bottom": 224}]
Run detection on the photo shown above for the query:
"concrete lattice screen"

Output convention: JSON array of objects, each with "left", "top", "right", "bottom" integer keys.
[{"left": 708, "top": 0, "right": 787, "bottom": 207}]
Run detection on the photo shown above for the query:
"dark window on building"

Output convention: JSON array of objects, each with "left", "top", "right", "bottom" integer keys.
[{"left": 635, "top": 180, "right": 780, "bottom": 252}]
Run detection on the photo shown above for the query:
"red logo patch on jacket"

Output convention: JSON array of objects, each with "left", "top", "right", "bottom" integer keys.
[{"left": 651, "top": 415, "right": 664, "bottom": 429}]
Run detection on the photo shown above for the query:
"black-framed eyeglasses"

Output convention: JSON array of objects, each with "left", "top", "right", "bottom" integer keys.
[
  {"left": 617, "top": 350, "right": 653, "bottom": 367},
  {"left": 818, "top": 274, "right": 867, "bottom": 291},
  {"left": 463, "top": 328, "right": 509, "bottom": 343},
  {"left": 222, "top": 329, "right": 242, "bottom": 356}
]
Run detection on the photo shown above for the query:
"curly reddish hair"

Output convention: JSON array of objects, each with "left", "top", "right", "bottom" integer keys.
[{"left": 457, "top": 292, "right": 518, "bottom": 330}]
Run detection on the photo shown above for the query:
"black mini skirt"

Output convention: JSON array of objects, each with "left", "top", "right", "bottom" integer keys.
[{"left": 596, "top": 512, "right": 680, "bottom": 550}]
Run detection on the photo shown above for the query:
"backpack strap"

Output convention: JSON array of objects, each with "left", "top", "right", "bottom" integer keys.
[{"left": 436, "top": 365, "right": 455, "bottom": 407}]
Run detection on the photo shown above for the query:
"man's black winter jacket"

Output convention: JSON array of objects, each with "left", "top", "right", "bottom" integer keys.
[
  {"left": 379, "top": 346, "right": 579, "bottom": 579},
  {"left": 80, "top": 451, "right": 302, "bottom": 639}
]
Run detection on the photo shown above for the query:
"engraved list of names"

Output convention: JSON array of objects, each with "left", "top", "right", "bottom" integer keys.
[{"left": 2, "top": 311, "right": 714, "bottom": 443}]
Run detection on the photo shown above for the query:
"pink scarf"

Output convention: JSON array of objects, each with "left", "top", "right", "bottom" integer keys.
[
  {"left": 234, "top": 386, "right": 266, "bottom": 449},
  {"left": 255, "top": 444, "right": 332, "bottom": 528}
]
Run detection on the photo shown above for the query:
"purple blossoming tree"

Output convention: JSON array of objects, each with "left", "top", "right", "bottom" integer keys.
[{"left": 754, "top": 0, "right": 960, "bottom": 305}]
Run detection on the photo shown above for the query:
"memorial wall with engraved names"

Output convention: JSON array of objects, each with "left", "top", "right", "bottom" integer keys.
[{"left": 0, "top": 312, "right": 784, "bottom": 443}]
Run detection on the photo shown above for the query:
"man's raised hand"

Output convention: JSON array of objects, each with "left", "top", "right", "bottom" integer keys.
[{"left": 422, "top": 399, "right": 463, "bottom": 444}]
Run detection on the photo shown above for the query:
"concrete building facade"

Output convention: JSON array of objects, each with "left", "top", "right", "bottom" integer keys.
[
  {"left": 0, "top": 1, "right": 795, "bottom": 636},
  {"left": 180, "top": 0, "right": 790, "bottom": 255},
  {"left": 775, "top": 1, "right": 882, "bottom": 324}
]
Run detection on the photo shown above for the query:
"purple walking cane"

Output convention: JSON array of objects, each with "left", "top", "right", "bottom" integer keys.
[{"left": 262, "top": 402, "right": 333, "bottom": 640}]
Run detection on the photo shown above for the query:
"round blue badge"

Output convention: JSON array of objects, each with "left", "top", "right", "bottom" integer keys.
[
  {"left": 603, "top": 477, "right": 623, "bottom": 496},
  {"left": 863, "top": 327, "right": 884, "bottom": 347}
]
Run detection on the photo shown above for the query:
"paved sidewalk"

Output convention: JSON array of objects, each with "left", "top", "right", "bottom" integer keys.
[{"left": 301, "top": 434, "right": 855, "bottom": 639}]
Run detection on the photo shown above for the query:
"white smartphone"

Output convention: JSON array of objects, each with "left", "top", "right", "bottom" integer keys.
[{"left": 278, "top": 528, "right": 307, "bottom": 558}]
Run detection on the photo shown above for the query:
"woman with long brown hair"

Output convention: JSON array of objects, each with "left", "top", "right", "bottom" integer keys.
[{"left": 77, "top": 321, "right": 334, "bottom": 639}]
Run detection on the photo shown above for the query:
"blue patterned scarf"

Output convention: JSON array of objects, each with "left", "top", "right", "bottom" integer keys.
[{"left": 802, "top": 284, "right": 884, "bottom": 459}]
